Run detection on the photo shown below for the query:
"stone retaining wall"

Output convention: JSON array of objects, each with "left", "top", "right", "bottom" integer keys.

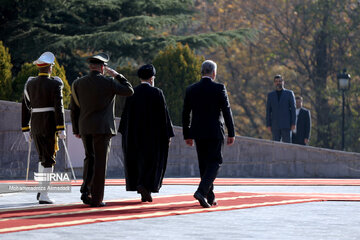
[{"left": 1, "top": 100, "right": 359, "bottom": 179}]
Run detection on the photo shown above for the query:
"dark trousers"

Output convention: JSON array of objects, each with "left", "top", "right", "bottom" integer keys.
[
  {"left": 33, "top": 133, "right": 56, "bottom": 168},
  {"left": 292, "top": 134, "right": 306, "bottom": 145},
  {"left": 81, "top": 134, "right": 112, "bottom": 205},
  {"left": 272, "top": 128, "right": 291, "bottom": 143},
  {"left": 194, "top": 139, "right": 223, "bottom": 198}
]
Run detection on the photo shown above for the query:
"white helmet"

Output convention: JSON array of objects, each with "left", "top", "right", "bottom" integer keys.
[{"left": 33, "top": 52, "right": 55, "bottom": 66}]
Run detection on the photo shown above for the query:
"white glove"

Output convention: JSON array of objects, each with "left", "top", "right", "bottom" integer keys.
[
  {"left": 23, "top": 132, "right": 31, "bottom": 142},
  {"left": 58, "top": 130, "right": 66, "bottom": 140}
]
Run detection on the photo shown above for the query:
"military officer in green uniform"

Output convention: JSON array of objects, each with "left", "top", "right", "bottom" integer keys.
[
  {"left": 70, "top": 53, "right": 134, "bottom": 207},
  {"left": 22, "top": 51, "right": 66, "bottom": 204}
]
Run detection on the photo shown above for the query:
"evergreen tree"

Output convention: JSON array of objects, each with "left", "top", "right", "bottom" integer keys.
[
  {"left": 0, "top": 41, "right": 12, "bottom": 100},
  {"left": 0, "top": 0, "right": 252, "bottom": 82},
  {"left": 153, "top": 43, "right": 204, "bottom": 125},
  {"left": 115, "top": 65, "right": 139, "bottom": 117}
]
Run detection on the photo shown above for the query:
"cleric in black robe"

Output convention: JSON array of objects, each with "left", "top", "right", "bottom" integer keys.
[{"left": 119, "top": 64, "right": 175, "bottom": 202}]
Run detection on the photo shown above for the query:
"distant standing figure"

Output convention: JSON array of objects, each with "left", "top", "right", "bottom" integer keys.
[
  {"left": 119, "top": 64, "right": 174, "bottom": 202},
  {"left": 266, "top": 75, "right": 296, "bottom": 143},
  {"left": 182, "top": 60, "right": 235, "bottom": 208},
  {"left": 292, "top": 96, "right": 311, "bottom": 145},
  {"left": 70, "top": 53, "right": 134, "bottom": 207}
]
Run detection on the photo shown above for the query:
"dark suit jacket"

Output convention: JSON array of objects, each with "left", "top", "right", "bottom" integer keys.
[
  {"left": 266, "top": 89, "right": 296, "bottom": 130},
  {"left": 182, "top": 77, "right": 235, "bottom": 140},
  {"left": 292, "top": 108, "right": 311, "bottom": 145},
  {"left": 70, "top": 71, "right": 133, "bottom": 135}
]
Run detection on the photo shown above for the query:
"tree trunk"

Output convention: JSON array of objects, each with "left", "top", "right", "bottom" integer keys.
[{"left": 312, "top": 11, "right": 332, "bottom": 148}]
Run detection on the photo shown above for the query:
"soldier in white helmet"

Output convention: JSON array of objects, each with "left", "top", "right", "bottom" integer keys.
[{"left": 21, "top": 52, "right": 66, "bottom": 204}]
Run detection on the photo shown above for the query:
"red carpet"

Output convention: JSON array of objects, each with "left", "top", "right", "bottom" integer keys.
[
  {"left": 1, "top": 178, "right": 359, "bottom": 234},
  {"left": 1, "top": 191, "right": 360, "bottom": 234},
  {"left": 2, "top": 178, "right": 360, "bottom": 186},
  {"left": 0, "top": 191, "right": 326, "bottom": 234}
]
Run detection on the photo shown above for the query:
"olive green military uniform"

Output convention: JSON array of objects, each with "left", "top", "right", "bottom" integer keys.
[{"left": 70, "top": 71, "right": 133, "bottom": 206}]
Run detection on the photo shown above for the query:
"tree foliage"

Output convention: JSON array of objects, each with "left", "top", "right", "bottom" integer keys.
[
  {"left": 153, "top": 43, "right": 204, "bottom": 125},
  {"left": 0, "top": 41, "right": 12, "bottom": 100},
  {"left": 11, "top": 63, "right": 37, "bottom": 102},
  {"left": 248, "top": 0, "right": 360, "bottom": 150},
  {"left": 192, "top": 0, "right": 360, "bottom": 152},
  {"left": 114, "top": 65, "right": 140, "bottom": 117},
  {"left": 2, "top": 0, "right": 360, "bottom": 153},
  {"left": 0, "top": 0, "right": 252, "bottom": 83},
  {"left": 52, "top": 59, "right": 71, "bottom": 108}
]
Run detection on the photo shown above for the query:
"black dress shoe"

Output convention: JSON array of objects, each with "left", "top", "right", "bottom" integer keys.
[
  {"left": 90, "top": 202, "right": 106, "bottom": 207},
  {"left": 39, "top": 200, "right": 54, "bottom": 204},
  {"left": 194, "top": 191, "right": 211, "bottom": 208},
  {"left": 81, "top": 192, "right": 91, "bottom": 205},
  {"left": 207, "top": 191, "right": 217, "bottom": 206},
  {"left": 208, "top": 199, "right": 218, "bottom": 206},
  {"left": 137, "top": 186, "right": 152, "bottom": 202}
]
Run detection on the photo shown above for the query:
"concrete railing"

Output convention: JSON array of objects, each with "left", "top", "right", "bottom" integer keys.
[{"left": 1, "top": 100, "right": 360, "bottom": 179}]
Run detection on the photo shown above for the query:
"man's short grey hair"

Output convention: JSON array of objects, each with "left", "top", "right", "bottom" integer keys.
[{"left": 201, "top": 60, "right": 217, "bottom": 76}]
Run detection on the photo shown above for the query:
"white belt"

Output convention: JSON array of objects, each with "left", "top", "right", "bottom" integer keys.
[{"left": 32, "top": 107, "right": 55, "bottom": 113}]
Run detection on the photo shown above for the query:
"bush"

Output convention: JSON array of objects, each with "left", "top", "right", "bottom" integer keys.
[
  {"left": 153, "top": 43, "right": 204, "bottom": 126},
  {"left": 0, "top": 41, "right": 13, "bottom": 100},
  {"left": 11, "top": 63, "right": 37, "bottom": 102}
]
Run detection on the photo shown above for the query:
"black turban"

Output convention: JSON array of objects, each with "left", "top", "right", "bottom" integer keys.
[{"left": 138, "top": 64, "right": 156, "bottom": 79}]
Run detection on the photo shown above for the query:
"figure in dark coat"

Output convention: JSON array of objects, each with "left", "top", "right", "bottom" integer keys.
[
  {"left": 292, "top": 96, "right": 311, "bottom": 145},
  {"left": 182, "top": 60, "right": 235, "bottom": 208},
  {"left": 119, "top": 64, "right": 174, "bottom": 202},
  {"left": 266, "top": 75, "right": 296, "bottom": 143}
]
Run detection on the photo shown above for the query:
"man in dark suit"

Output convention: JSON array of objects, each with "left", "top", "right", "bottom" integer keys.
[
  {"left": 22, "top": 52, "right": 66, "bottom": 204},
  {"left": 70, "top": 53, "right": 134, "bottom": 207},
  {"left": 292, "top": 96, "right": 311, "bottom": 145},
  {"left": 119, "top": 64, "right": 174, "bottom": 202},
  {"left": 182, "top": 60, "right": 235, "bottom": 208},
  {"left": 266, "top": 75, "right": 296, "bottom": 143}
]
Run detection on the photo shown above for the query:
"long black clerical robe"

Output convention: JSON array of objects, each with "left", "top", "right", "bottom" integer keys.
[{"left": 119, "top": 83, "right": 175, "bottom": 193}]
